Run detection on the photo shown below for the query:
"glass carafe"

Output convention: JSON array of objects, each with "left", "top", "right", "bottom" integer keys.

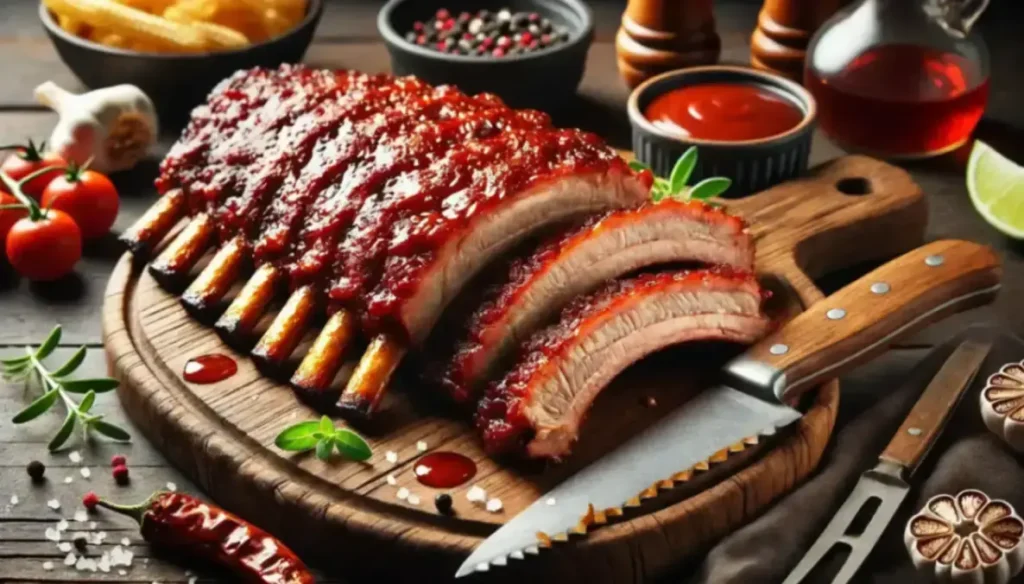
[{"left": 805, "top": 0, "right": 990, "bottom": 159}]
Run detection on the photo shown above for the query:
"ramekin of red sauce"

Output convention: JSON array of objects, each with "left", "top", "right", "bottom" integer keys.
[{"left": 627, "top": 66, "right": 817, "bottom": 197}]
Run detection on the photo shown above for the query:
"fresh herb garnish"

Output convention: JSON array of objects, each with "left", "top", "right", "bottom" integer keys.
[
  {"left": 275, "top": 415, "right": 372, "bottom": 462},
  {"left": 2, "top": 326, "right": 130, "bottom": 451},
  {"left": 630, "top": 146, "right": 732, "bottom": 203}
]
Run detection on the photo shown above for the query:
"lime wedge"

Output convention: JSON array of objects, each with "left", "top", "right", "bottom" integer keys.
[{"left": 967, "top": 140, "right": 1024, "bottom": 239}]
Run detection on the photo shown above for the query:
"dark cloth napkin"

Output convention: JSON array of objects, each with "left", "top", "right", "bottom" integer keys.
[{"left": 685, "top": 327, "right": 1024, "bottom": 584}]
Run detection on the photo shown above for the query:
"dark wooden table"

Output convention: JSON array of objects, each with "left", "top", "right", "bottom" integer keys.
[{"left": 1, "top": 0, "right": 1022, "bottom": 582}]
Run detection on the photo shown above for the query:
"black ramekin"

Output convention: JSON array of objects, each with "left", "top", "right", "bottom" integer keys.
[
  {"left": 378, "top": 0, "right": 593, "bottom": 112},
  {"left": 628, "top": 65, "right": 817, "bottom": 197}
]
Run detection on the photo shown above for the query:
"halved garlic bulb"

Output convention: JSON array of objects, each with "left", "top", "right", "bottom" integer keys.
[
  {"left": 980, "top": 361, "right": 1024, "bottom": 452},
  {"left": 905, "top": 490, "right": 1024, "bottom": 584}
]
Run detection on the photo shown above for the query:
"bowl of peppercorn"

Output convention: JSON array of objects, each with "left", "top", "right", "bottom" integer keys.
[{"left": 378, "top": 0, "right": 593, "bottom": 112}]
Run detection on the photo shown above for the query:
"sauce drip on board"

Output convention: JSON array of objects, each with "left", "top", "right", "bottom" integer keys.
[
  {"left": 643, "top": 83, "right": 804, "bottom": 141},
  {"left": 413, "top": 451, "right": 477, "bottom": 489},
  {"left": 183, "top": 354, "right": 238, "bottom": 384}
]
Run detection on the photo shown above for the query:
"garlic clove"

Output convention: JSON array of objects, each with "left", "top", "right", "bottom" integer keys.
[{"left": 980, "top": 361, "right": 1024, "bottom": 452}]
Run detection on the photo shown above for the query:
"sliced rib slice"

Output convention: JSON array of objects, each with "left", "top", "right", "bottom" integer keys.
[
  {"left": 475, "top": 269, "right": 770, "bottom": 460},
  {"left": 428, "top": 200, "right": 754, "bottom": 403}
]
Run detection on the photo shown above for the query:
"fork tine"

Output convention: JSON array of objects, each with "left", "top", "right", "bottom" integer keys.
[
  {"left": 251, "top": 285, "right": 317, "bottom": 373},
  {"left": 120, "top": 188, "right": 187, "bottom": 260},
  {"left": 291, "top": 309, "right": 358, "bottom": 407},
  {"left": 181, "top": 235, "right": 249, "bottom": 318},
  {"left": 215, "top": 263, "right": 282, "bottom": 347},
  {"left": 148, "top": 213, "right": 216, "bottom": 290}
]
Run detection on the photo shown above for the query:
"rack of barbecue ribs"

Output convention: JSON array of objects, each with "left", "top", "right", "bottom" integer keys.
[{"left": 123, "top": 64, "right": 770, "bottom": 458}]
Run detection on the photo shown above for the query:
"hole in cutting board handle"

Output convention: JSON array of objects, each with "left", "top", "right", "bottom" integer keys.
[{"left": 835, "top": 177, "right": 872, "bottom": 196}]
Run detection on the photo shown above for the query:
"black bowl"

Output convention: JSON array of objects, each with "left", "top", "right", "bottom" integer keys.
[
  {"left": 40, "top": 0, "right": 324, "bottom": 126},
  {"left": 378, "top": 0, "right": 593, "bottom": 112},
  {"left": 628, "top": 66, "right": 817, "bottom": 197}
]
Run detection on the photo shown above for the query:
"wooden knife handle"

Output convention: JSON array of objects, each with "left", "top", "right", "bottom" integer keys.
[
  {"left": 733, "top": 240, "right": 1000, "bottom": 403},
  {"left": 879, "top": 339, "right": 991, "bottom": 475}
]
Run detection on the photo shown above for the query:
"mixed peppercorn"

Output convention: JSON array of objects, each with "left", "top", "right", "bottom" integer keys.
[{"left": 404, "top": 8, "right": 571, "bottom": 58}]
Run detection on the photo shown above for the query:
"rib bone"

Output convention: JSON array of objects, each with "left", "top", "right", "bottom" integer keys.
[
  {"left": 215, "top": 263, "right": 282, "bottom": 346},
  {"left": 251, "top": 284, "right": 317, "bottom": 371},
  {"left": 338, "top": 335, "right": 406, "bottom": 418},
  {"left": 181, "top": 236, "right": 249, "bottom": 318},
  {"left": 120, "top": 189, "right": 187, "bottom": 259},
  {"left": 291, "top": 310, "right": 358, "bottom": 406},
  {"left": 148, "top": 213, "right": 216, "bottom": 289}
]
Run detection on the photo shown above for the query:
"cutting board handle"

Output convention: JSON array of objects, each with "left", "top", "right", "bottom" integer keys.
[{"left": 727, "top": 240, "right": 1001, "bottom": 403}]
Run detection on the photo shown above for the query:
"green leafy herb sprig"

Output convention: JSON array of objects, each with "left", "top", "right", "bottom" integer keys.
[
  {"left": 275, "top": 415, "right": 372, "bottom": 462},
  {"left": 2, "top": 326, "right": 130, "bottom": 451},
  {"left": 630, "top": 146, "right": 732, "bottom": 203}
]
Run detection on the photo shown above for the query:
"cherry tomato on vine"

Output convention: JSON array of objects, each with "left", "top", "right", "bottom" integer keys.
[
  {"left": 0, "top": 141, "right": 65, "bottom": 201},
  {"left": 6, "top": 209, "right": 81, "bottom": 281},
  {"left": 42, "top": 167, "right": 119, "bottom": 241},
  {"left": 0, "top": 191, "right": 28, "bottom": 251}
]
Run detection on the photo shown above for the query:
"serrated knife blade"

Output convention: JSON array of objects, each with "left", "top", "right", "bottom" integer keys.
[{"left": 456, "top": 241, "right": 1000, "bottom": 578}]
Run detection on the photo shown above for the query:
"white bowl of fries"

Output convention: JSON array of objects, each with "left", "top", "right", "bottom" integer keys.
[{"left": 40, "top": 0, "right": 323, "bottom": 122}]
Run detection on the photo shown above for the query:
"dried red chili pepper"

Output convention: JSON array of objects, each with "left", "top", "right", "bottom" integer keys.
[{"left": 97, "top": 491, "right": 314, "bottom": 584}]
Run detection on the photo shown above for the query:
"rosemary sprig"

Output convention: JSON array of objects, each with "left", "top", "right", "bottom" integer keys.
[
  {"left": 275, "top": 415, "right": 372, "bottom": 462},
  {"left": 630, "top": 146, "right": 732, "bottom": 203},
  {"left": 2, "top": 326, "right": 130, "bottom": 451}
]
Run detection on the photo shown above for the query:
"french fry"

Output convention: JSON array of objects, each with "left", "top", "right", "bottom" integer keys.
[
  {"left": 113, "top": 0, "right": 176, "bottom": 12},
  {"left": 43, "top": 0, "right": 205, "bottom": 52},
  {"left": 94, "top": 30, "right": 131, "bottom": 48},
  {"left": 56, "top": 14, "right": 89, "bottom": 35},
  {"left": 164, "top": 4, "right": 250, "bottom": 50}
]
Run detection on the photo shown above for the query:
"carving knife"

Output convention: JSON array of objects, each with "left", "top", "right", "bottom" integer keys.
[
  {"left": 783, "top": 338, "right": 991, "bottom": 584},
  {"left": 456, "top": 240, "right": 1001, "bottom": 578}
]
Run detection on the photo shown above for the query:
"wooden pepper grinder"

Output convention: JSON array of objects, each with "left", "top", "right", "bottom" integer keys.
[
  {"left": 750, "top": 0, "right": 842, "bottom": 81},
  {"left": 616, "top": 0, "right": 721, "bottom": 89}
]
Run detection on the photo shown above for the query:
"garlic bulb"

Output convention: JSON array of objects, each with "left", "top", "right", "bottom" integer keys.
[
  {"left": 980, "top": 361, "right": 1024, "bottom": 452},
  {"left": 905, "top": 490, "right": 1024, "bottom": 584},
  {"left": 34, "top": 81, "right": 158, "bottom": 174}
]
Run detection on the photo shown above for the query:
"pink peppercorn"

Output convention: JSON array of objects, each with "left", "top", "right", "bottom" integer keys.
[
  {"left": 82, "top": 492, "right": 99, "bottom": 511},
  {"left": 112, "top": 465, "right": 130, "bottom": 486},
  {"left": 110, "top": 455, "right": 126, "bottom": 467}
]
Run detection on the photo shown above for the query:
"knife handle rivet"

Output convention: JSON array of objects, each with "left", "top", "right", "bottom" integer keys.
[
  {"left": 871, "top": 282, "right": 891, "bottom": 295},
  {"left": 769, "top": 343, "right": 789, "bottom": 355},
  {"left": 908, "top": 427, "right": 923, "bottom": 436},
  {"left": 925, "top": 254, "right": 945, "bottom": 267},
  {"left": 826, "top": 308, "right": 847, "bottom": 320}
]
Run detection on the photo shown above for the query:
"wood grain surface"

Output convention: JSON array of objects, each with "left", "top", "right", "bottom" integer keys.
[{"left": 2, "top": 0, "right": 1023, "bottom": 582}]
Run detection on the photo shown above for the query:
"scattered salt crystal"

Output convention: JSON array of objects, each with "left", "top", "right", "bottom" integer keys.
[
  {"left": 486, "top": 498, "right": 504, "bottom": 513},
  {"left": 57, "top": 519, "right": 69, "bottom": 531},
  {"left": 64, "top": 476, "right": 73, "bottom": 484},
  {"left": 63, "top": 552, "right": 76, "bottom": 566},
  {"left": 80, "top": 467, "right": 91, "bottom": 479},
  {"left": 95, "top": 531, "right": 108, "bottom": 543},
  {"left": 466, "top": 485, "right": 487, "bottom": 504},
  {"left": 110, "top": 545, "right": 134, "bottom": 567},
  {"left": 416, "top": 440, "right": 428, "bottom": 452},
  {"left": 42, "top": 561, "right": 54, "bottom": 571},
  {"left": 98, "top": 552, "right": 111, "bottom": 573},
  {"left": 46, "top": 499, "right": 61, "bottom": 510},
  {"left": 78, "top": 556, "right": 98, "bottom": 572},
  {"left": 166, "top": 482, "right": 177, "bottom": 492},
  {"left": 120, "top": 537, "right": 130, "bottom": 546},
  {"left": 415, "top": 465, "right": 430, "bottom": 476},
  {"left": 386, "top": 474, "right": 397, "bottom": 486},
  {"left": 396, "top": 487, "right": 410, "bottom": 500},
  {"left": 88, "top": 521, "right": 97, "bottom": 529},
  {"left": 408, "top": 494, "right": 421, "bottom": 505},
  {"left": 69, "top": 451, "right": 82, "bottom": 463},
  {"left": 385, "top": 451, "right": 398, "bottom": 464},
  {"left": 546, "top": 497, "right": 557, "bottom": 506},
  {"left": 188, "top": 577, "right": 198, "bottom": 584},
  {"left": 74, "top": 510, "right": 88, "bottom": 523},
  {"left": 9, "top": 495, "right": 17, "bottom": 506},
  {"left": 44, "top": 527, "right": 61, "bottom": 542},
  {"left": 58, "top": 542, "right": 72, "bottom": 552},
  {"left": 118, "top": 569, "right": 127, "bottom": 576}
]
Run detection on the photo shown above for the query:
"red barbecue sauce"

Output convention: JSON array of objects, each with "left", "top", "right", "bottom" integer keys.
[
  {"left": 644, "top": 83, "right": 804, "bottom": 141},
  {"left": 414, "top": 451, "right": 477, "bottom": 489},
  {"left": 183, "top": 354, "right": 238, "bottom": 384}
]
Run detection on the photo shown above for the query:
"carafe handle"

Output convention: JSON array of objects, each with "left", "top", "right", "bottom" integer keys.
[{"left": 925, "top": 0, "right": 990, "bottom": 37}]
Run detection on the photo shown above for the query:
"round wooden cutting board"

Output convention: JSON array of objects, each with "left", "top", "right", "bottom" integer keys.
[{"left": 103, "top": 155, "right": 925, "bottom": 583}]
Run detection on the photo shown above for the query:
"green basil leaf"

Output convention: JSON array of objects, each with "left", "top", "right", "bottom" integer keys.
[
  {"left": 274, "top": 420, "right": 322, "bottom": 451},
  {"left": 90, "top": 419, "right": 131, "bottom": 442},
  {"left": 319, "top": 415, "right": 334, "bottom": 435},
  {"left": 334, "top": 429, "right": 372, "bottom": 462},
  {"left": 627, "top": 160, "right": 651, "bottom": 173},
  {"left": 34, "top": 326, "right": 62, "bottom": 360},
  {"left": 688, "top": 177, "right": 732, "bottom": 200},
  {"left": 669, "top": 146, "right": 698, "bottom": 195},
  {"left": 52, "top": 347, "right": 87, "bottom": 378},
  {"left": 79, "top": 390, "right": 96, "bottom": 414},
  {"left": 48, "top": 413, "right": 76, "bottom": 452},
  {"left": 651, "top": 189, "right": 667, "bottom": 203},
  {"left": 315, "top": 438, "right": 333, "bottom": 461},
  {"left": 12, "top": 389, "right": 58, "bottom": 423},
  {"left": 61, "top": 378, "right": 119, "bottom": 394}
]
